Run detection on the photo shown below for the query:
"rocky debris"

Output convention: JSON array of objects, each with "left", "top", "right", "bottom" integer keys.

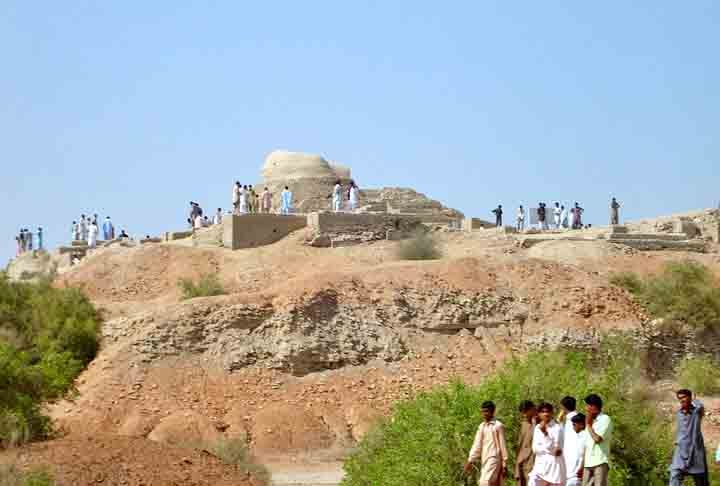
[
  {"left": 148, "top": 410, "right": 223, "bottom": 446},
  {"left": 9, "top": 435, "right": 263, "bottom": 486},
  {"left": 5, "top": 250, "right": 57, "bottom": 282}
]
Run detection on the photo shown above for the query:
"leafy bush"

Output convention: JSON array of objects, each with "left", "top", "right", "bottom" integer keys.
[
  {"left": 0, "top": 274, "right": 100, "bottom": 446},
  {"left": 0, "top": 464, "right": 53, "bottom": 486},
  {"left": 675, "top": 355, "right": 720, "bottom": 395},
  {"left": 342, "top": 343, "right": 673, "bottom": 486},
  {"left": 178, "top": 274, "right": 225, "bottom": 300},
  {"left": 610, "top": 261, "right": 720, "bottom": 330},
  {"left": 396, "top": 229, "right": 442, "bottom": 261},
  {"left": 204, "top": 439, "right": 269, "bottom": 482}
]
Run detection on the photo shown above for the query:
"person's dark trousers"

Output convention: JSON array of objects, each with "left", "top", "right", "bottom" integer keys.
[
  {"left": 669, "top": 469, "right": 709, "bottom": 486},
  {"left": 496, "top": 217, "right": 502, "bottom": 227}
]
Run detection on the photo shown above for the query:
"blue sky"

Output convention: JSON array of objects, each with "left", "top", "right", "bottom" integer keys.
[{"left": 1, "top": 1, "right": 718, "bottom": 265}]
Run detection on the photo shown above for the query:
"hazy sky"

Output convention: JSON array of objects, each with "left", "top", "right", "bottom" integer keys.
[{"left": 2, "top": 1, "right": 718, "bottom": 266}]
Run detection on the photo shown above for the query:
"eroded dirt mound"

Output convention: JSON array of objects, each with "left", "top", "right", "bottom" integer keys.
[{"left": 6, "top": 435, "right": 264, "bottom": 486}]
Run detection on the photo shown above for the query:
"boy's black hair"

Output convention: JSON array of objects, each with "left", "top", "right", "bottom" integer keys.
[
  {"left": 537, "top": 402, "right": 554, "bottom": 413},
  {"left": 584, "top": 394, "right": 603, "bottom": 409},
  {"left": 571, "top": 413, "right": 586, "bottom": 424},
  {"left": 518, "top": 400, "right": 535, "bottom": 413},
  {"left": 561, "top": 396, "right": 577, "bottom": 412},
  {"left": 676, "top": 389, "right": 692, "bottom": 398},
  {"left": 481, "top": 401, "right": 496, "bottom": 412}
]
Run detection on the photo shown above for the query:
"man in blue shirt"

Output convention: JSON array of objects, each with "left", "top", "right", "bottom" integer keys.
[{"left": 670, "top": 389, "right": 708, "bottom": 486}]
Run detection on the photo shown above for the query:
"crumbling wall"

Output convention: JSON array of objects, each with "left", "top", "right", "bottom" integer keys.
[
  {"left": 306, "top": 212, "right": 423, "bottom": 246},
  {"left": 223, "top": 214, "right": 307, "bottom": 250}
]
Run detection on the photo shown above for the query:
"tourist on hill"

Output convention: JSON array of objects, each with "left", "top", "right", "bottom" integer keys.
[
  {"left": 87, "top": 221, "right": 99, "bottom": 249},
  {"left": 232, "top": 182, "right": 241, "bottom": 215},
  {"left": 92, "top": 213, "right": 99, "bottom": 226},
  {"left": 537, "top": 203, "right": 547, "bottom": 231},
  {"left": 15, "top": 231, "right": 22, "bottom": 255},
  {"left": 37, "top": 227, "right": 43, "bottom": 251},
  {"left": 610, "top": 198, "right": 621, "bottom": 225},
  {"left": 528, "top": 402, "right": 565, "bottom": 486},
  {"left": 193, "top": 213, "right": 204, "bottom": 231},
  {"left": 332, "top": 180, "right": 342, "bottom": 212},
  {"left": 103, "top": 216, "right": 115, "bottom": 241},
  {"left": 464, "top": 401, "right": 508, "bottom": 486},
  {"left": 515, "top": 400, "right": 537, "bottom": 486},
  {"left": 670, "top": 389, "right": 708, "bottom": 486},
  {"left": 261, "top": 187, "right": 272, "bottom": 213},
  {"left": 80, "top": 215, "right": 88, "bottom": 241},
  {"left": 281, "top": 186, "right": 293, "bottom": 215},
  {"left": 582, "top": 394, "right": 612, "bottom": 486},
  {"left": 26, "top": 229, "right": 33, "bottom": 251},
  {"left": 189, "top": 202, "right": 202, "bottom": 225},
  {"left": 349, "top": 182, "right": 359, "bottom": 212},
  {"left": 516, "top": 205, "right": 525, "bottom": 232},
  {"left": 560, "top": 397, "right": 580, "bottom": 483},
  {"left": 118, "top": 229, "right": 129, "bottom": 239},
  {"left": 71, "top": 221, "right": 78, "bottom": 241},
  {"left": 240, "top": 185, "right": 248, "bottom": 214},
  {"left": 565, "top": 414, "right": 588, "bottom": 486},
  {"left": 553, "top": 203, "right": 562, "bottom": 229},
  {"left": 561, "top": 205, "right": 569, "bottom": 229},
  {"left": 247, "top": 184, "right": 255, "bottom": 213},
  {"left": 571, "top": 203, "right": 584, "bottom": 230},
  {"left": 492, "top": 205, "right": 503, "bottom": 227},
  {"left": 213, "top": 208, "right": 223, "bottom": 225}
]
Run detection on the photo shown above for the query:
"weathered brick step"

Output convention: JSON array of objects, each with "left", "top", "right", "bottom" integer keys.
[
  {"left": 608, "top": 233, "right": 689, "bottom": 241},
  {"left": 608, "top": 238, "right": 706, "bottom": 252}
]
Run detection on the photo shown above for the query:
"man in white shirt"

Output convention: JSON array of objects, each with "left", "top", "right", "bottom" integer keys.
[
  {"left": 529, "top": 402, "right": 565, "bottom": 486},
  {"left": 232, "top": 182, "right": 241, "bottom": 214},
  {"left": 87, "top": 222, "right": 99, "bottom": 249},
  {"left": 560, "top": 396, "right": 579, "bottom": 481},
  {"left": 565, "top": 413, "right": 588, "bottom": 486},
  {"left": 213, "top": 208, "right": 223, "bottom": 225},
  {"left": 553, "top": 203, "right": 562, "bottom": 229},
  {"left": 332, "top": 181, "right": 342, "bottom": 212},
  {"left": 464, "top": 401, "right": 509, "bottom": 486}
]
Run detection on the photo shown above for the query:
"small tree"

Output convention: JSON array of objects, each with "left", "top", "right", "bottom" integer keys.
[
  {"left": 396, "top": 229, "right": 442, "bottom": 261},
  {"left": 178, "top": 273, "right": 225, "bottom": 300}
]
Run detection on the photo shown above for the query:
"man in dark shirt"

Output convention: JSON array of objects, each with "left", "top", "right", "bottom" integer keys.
[{"left": 670, "top": 389, "right": 708, "bottom": 486}]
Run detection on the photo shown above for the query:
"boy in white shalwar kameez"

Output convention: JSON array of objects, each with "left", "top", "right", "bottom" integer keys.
[
  {"left": 529, "top": 402, "right": 565, "bottom": 486},
  {"left": 564, "top": 413, "right": 588, "bottom": 486}
]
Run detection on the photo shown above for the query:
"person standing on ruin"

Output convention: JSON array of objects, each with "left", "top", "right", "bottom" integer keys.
[
  {"left": 261, "top": 187, "right": 272, "bottom": 213},
  {"left": 232, "top": 181, "right": 241, "bottom": 215},
  {"left": 87, "top": 220, "right": 99, "bottom": 249},
  {"left": 582, "top": 394, "right": 612, "bottom": 486},
  {"left": 239, "top": 185, "right": 248, "bottom": 214},
  {"left": 37, "top": 227, "right": 43, "bottom": 251},
  {"left": 27, "top": 228, "right": 33, "bottom": 252},
  {"left": 610, "top": 198, "right": 621, "bottom": 225},
  {"left": 103, "top": 216, "right": 115, "bottom": 241},
  {"left": 349, "top": 182, "right": 359, "bottom": 212},
  {"left": 553, "top": 203, "right": 562, "bottom": 229},
  {"left": 537, "top": 203, "right": 547, "bottom": 231},
  {"left": 248, "top": 185, "right": 256, "bottom": 213},
  {"left": 528, "top": 402, "right": 565, "bottom": 486},
  {"left": 670, "top": 389, "right": 709, "bottom": 486},
  {"left": 281, "top": 186, "right": 293, "bottom": 215},
  {"left": 561, "top": 205, "right": 569, "bottom": 229},
  {"left": 492, "top": 205, "right": 503, "bottom": 227},
  {"left": 515, "top": 400, "right": 537, "bottom": 486},
  {"left": 332, "top": 180, "right": 342, "bottom": 212},
  {"left": 516, "top": 205, "right": 525, "bottom": 232},
  {"left": 464, "top": 401, "right": 509, "bottom": 486},
  {"left": 80, "top": 215, "right": 88, "bottom": 241}
]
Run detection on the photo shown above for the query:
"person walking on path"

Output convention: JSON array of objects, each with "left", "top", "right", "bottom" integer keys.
[
  {"left": 553, "top": 203, "right": 562, "bottom": 229},
  {"left": 610, "top": 198, "right": 621, "bottom": 225},
  {"left": 528, "top": 402, "right": 565, "bottom": 486},
  {"left": 464, "top": 401, "right": 509, "bottom": 486},
  {"left": 517, "top": 205, "right": 526, "bottom": 232},
  {"left": 670, "top": 389, "right": 709, "bottom": 486},
  {"left": 582, "top": 394, "right": 612, "bottom": 486},
  {"left": 515, "top": 400, "right": 537, "bottom": 486},
  {"left": 281, "top": 186, "right": 293, "bottom": 215},
  {"left": 261, "top": 187, "right": 272, "bottom": 213},
  {"left": 492, "top": 205, "right": 503, "bottom": 228}
]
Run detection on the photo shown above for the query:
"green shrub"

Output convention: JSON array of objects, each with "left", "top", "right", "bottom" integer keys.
[
  {"left": 342, "top": 343, "right": 673, "bottom": 486},
  {"left": 0, "top": 465, "right": 53, "bottom": 486},
  {"left": 675, "top": 355, "right": 720, "bottom": 395},
  {"left": 610, "top": 261, "right": 720, "bottom": 330},
  {"left": 0, "top": 274, "right": 100, "bottom": 446},
  {"left": 178, "top": 274, "right": 226, "bottom": 300},
  {"left": 396, "top": 229, "right": 442, "bottom": 261},
  {"left": 204, "top": 439, "right": 269, "bottom": 482}
]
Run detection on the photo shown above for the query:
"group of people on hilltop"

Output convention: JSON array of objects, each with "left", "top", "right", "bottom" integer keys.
[
  {"left": 15, "top": 227, "right": 43, "bottom": 255},
  {"left": 464, "top": 389, "right": 710, "bottom": 486},
  {"left": 230, "top": 183, "right": 293, "bottom": 215},
  {"left": 492, "top": 198, "right": 621, "bottom": 232},
  {"left": 332, "top": 180, "right": 360, "bottom": 213},
  {"left": 71, "top": 214, "right": 127, "bottom": 249}
]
